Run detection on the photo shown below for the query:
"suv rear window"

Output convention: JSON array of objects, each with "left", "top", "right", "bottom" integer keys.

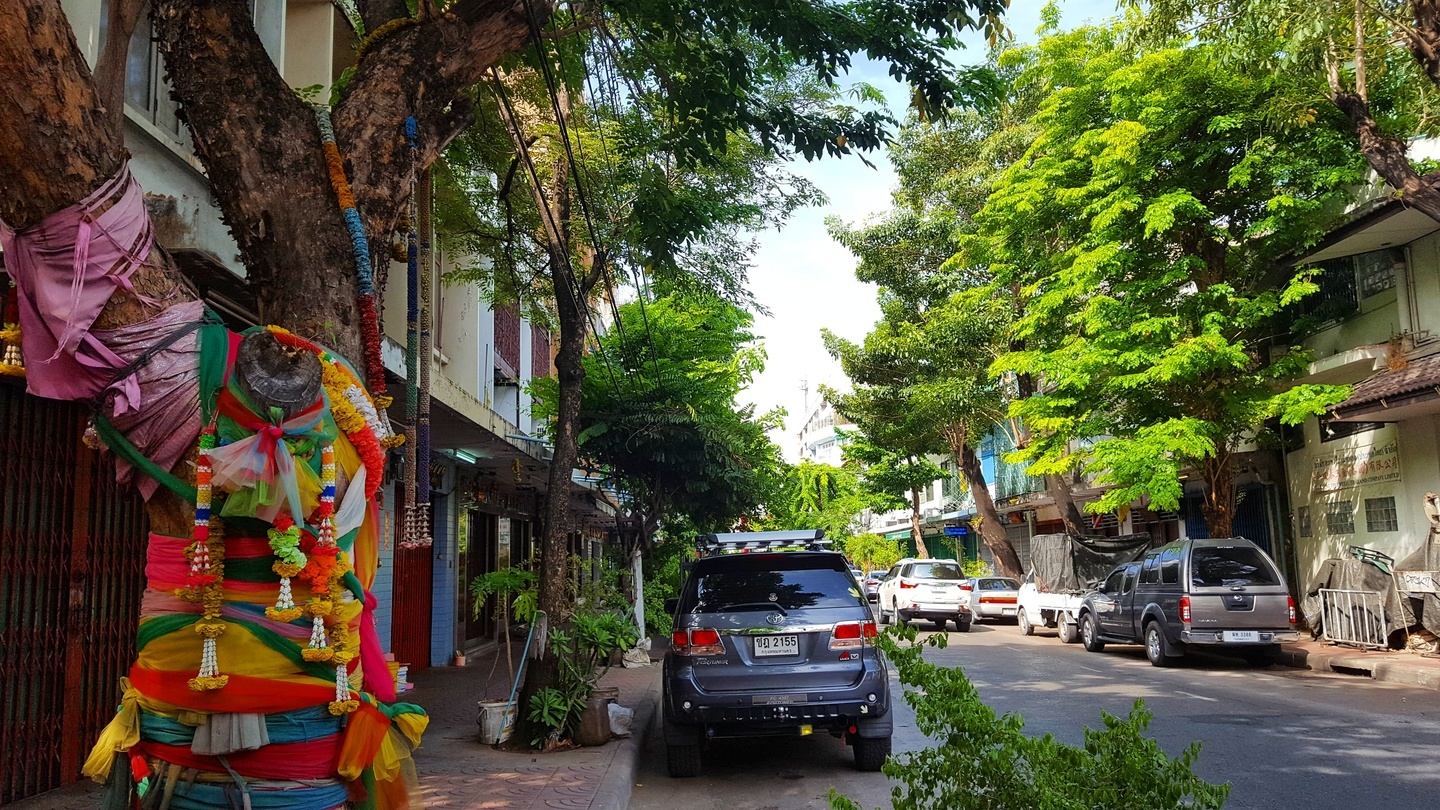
[
  {"left": 907, "top": 562, "right": 963, "bottom": 580},
  {"left": 1189, "top": 546, "right": 1280, "bottom": 587},
  {"left": 685, "top": 556, "right": 864, "bottom": 613}
]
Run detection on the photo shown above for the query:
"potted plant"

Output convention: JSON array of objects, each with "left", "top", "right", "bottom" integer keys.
[{"left": 470, "top": 567, "right": 536, "bottom": 744}]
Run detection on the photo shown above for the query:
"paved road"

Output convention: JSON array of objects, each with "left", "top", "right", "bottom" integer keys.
[{"left": 630, "top": 619, "right": 1440, "bottom": 810}]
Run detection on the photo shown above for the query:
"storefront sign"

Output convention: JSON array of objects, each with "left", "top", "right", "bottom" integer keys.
[{"left": 1311, "top": 435, "right": 1402, "bottom": 492}]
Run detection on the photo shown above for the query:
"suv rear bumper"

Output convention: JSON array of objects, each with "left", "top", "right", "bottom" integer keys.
[
  {"left": 665, "top": 665, "right": 891, "bottom": 740},
  {"left": 1180, "top": 629, "right": 1300, "bottom": 645}
]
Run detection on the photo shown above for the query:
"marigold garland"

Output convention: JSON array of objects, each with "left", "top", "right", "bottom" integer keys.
[
  {"left": 266, "top": 514, "right": 305, "bottom": 623},
  {"left": 187, "top": 436, "right": 228, "bottom": 692}
]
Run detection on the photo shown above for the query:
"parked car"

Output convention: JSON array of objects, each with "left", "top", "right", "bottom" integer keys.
[
  {"left": 662, "top": 530, "right": 892, "bottom": 778},
  {"left": 1075, "top": 537, "right": 1300, "bottom": 667},
  {"left": 876, "top": 559, "right": 973, "bottom": 632},
  {"left": 968, "top": 576, "right": 1022, "bottom": 621},
  {"left": 864, "top": 573, "right": 883, "bottom": 602}
]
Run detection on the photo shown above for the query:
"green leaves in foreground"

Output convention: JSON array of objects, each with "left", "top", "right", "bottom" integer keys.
[{"left": 830, "top": 628, "right": 1230, "bottom": 810}]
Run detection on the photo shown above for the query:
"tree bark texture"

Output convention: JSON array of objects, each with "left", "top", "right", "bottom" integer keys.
[
  {"left": 907, "top": 486, "right": 930, "bottom": 559},
  {"left": 957, "top": 442, "right": 1024, "bottom": 579},
  {"left": 1330, "top": 91, "right": 1440, "bottom": 223},
  {"left": 1200, "top": 451, "right": 1235, "bottom": 540},
  {"left": 147, "top": 0, "right": 548, "bottom": 366}
]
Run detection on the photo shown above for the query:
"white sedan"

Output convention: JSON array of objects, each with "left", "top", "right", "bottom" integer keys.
[{"left": 967, "top": 576, "right": 1021, "bottom": 621}]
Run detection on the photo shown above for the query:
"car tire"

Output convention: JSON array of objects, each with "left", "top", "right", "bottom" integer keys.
[
  {"left": 853, "top": 734, "right": 891, "bottom": 772},
  {"left": 1018, "top": 609, "right": 1033, "bottom": 636},
  {"left": 955, "top": 618, "right": 971, "bottom": 633},
  {"left": 666, "top": 740, "right": 703, "bottom": 778},
  {"left": 1081, "top": 613, "right": 1105, "bottom": 652},
  {"left": 1145, "top": 622, "right": 1176, "bottom": 667},
  {"left": 1057, "top": 619, "right": 1080, "bottom": 644},
  {"left": 932, "top": 619, "right": 948, "bottom": 631}
]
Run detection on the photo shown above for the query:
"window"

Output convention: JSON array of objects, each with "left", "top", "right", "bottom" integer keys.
[
  {"left": 1121, "top": 564, "right": 1139, "bottom": 594},
  {"left": 1190, "top": 546, "right": 1280, "bottom": 587},
  {"left": 1297, "top": 506, "right": 1312, "bottom": 538},
  {"left": 908, "top": 562, "right": 963, "bottom": 580},
  {"left": 1326, "top": 501, "right": 1355, "bottom": 534},
  {"left": 1364, "top": 497, "right": 1399, "bottom": 532},
  {"left": 1160, "top": 547, "right": 1182, "bottom": 585},
  {"left": 688, "top": 559, "right": 863, "bottom": 613},
  {"left": 979, "top": 578, "right": 1020, "bottom": 591},
  {"left": 1102, "top": 568, "right": 1125, "bottom": 594},
  {"left": 1140, "top": 553, "right": 1160, "bottom": 585},
  {"left": 1321, "top": 418, "right": 1384, "bottom": 444},
  {"left": 1356, "top": 249, "right": 1401, "bottom": 298}
]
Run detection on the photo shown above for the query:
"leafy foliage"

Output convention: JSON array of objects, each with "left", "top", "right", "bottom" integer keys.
[
  {"left": 830, "top": 625, "right": 1230, "bottom": 810},
  {"left": 533, "top": 294, "right": 786, "bottom": 540},
  {"left": 965, "top": 24, "right": 1361, "bottom": 532},
  {"left": 839, "top": 532, "right": 905, "bottom": 574}
]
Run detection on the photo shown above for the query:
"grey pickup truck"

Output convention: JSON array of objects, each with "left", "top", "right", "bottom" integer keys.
[{"left": 1076, "top": 537, "right": 1300, "bottom": 667}]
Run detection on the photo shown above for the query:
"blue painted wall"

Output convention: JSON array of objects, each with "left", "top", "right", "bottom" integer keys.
[{"left": 429, "top": 483, "right": 458, "bottom": 667}]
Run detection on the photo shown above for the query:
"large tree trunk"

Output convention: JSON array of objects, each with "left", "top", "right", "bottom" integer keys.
[
  {"left": 1199, "top": 451, "right": 1235, "bottom": 539},
  {"left": 957, "top": 442, "right": 1024, "bottom": 579},
  {"left": 908, "top": 486, "right": 930, "bottom": 559}
]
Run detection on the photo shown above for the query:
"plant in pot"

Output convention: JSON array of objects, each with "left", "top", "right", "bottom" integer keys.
[
  {"left": 528, "top": 605, "right": 641, "bottom": 748},
  {"left": 470, "top": 567, "right": 537, "bottom": 743}
]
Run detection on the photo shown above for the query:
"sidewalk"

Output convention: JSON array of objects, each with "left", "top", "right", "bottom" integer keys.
[
  {"left": 1279, "top": 638, "right": 1440, "bottom": 690},
  {"left": 7, "top": 643, "right": 663, "bottom": 810}
]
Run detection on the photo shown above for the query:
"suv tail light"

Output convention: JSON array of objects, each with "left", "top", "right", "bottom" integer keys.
[
  {"left": 898, "top": 581, "right": 917, "bottom": 589},
  {"left": 1287, "top": 596, "right": 1297, "bottom": 624},
  {"left": 960, "top": 581, "right": 973, "bottom": 591},
  {"left": 671, "top": 628, "right": 725, "bottom": 656},
  {"left": 1179, "top": 595, "right": 1192, "bottom": 624},
  {"left": 830, "top": 621, "right": 878, "bottom": 650}
]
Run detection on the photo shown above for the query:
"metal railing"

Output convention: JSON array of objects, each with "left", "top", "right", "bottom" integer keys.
[{"left": 1319, "top": 588, "right": 1389, "bottom": 650}]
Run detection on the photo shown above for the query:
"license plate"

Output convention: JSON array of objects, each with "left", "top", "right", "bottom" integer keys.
[
  {"left": 753, "top": 634, "right": 799, "bottom": 657},
  {"left": 1001, "top": 607, "right": 1016, "bottom": 615},
  {"left": 1223, "top": 631, "right": 1259, "bottom": 643},
  {"left": 754, "top": 693, "right": 807, "bottom": 705}
]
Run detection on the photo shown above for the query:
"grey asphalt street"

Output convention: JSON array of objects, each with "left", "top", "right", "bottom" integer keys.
[{"left": 629, "top": 620, "right": 1440, "bottom": 810}]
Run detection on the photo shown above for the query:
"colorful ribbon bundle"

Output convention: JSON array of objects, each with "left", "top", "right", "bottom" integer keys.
[{"left": 82, "top": 326, "right": 425, "bottom": 808}]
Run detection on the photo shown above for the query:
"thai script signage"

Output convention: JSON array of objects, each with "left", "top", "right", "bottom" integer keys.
[{"left": 1311, "top": 435, "right": 1402, "bottom": 492}]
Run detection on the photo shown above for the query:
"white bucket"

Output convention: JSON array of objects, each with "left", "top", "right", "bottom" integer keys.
[{"left": 477, "top": 700, "right": 516, "bottom": 744}]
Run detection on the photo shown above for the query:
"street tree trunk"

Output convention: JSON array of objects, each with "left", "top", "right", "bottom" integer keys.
[
  {"left": 908, "top": 486, "right": 930, "bottom": 559},
  {"left": 956, "top": 442, "right": 1024, "bottom": 579},
  {"left": 1199, "top": 451, "right": 1236, "bottom": 539}
]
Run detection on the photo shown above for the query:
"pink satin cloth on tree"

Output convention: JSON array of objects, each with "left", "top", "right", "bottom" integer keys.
[
  {"left": 0, "top": 168, "right": 205, "bottom": 499},
  {"left": 0, "top": 167, "right": 153, "bottom": 404}
]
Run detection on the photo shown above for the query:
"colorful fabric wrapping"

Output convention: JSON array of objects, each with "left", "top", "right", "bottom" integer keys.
[
  {"left": 149, "top": 778, "right": 350, "bottom": 810},
  {"left": 0, "top": 167, "right": 153, "bottom": 402}
]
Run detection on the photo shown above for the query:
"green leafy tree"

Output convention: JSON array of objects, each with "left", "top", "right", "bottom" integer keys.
[
  {"left": 843, "top": 532, "right": 906, "bottom": 574},
  {"left": 836, "top": 432, "right": 945, "bottom": 559},
  {"left": 762, "top": 461, "right": 875, "bottom": 541},
  {"left": 968, "top": 25, "right": 1362, "bottom": 536},
  {"left": 1136, "top": 0, "right": 1440, "bottom": 221}
]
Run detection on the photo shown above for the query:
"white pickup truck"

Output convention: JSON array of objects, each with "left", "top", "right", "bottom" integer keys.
[{"left": 1015, "top": 533, "right": 1157, "bottom": 644}]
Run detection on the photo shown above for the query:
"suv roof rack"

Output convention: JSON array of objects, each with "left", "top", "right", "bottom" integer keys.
[{"left": 699, "top": 529, "right": 831, "bottom": 556}]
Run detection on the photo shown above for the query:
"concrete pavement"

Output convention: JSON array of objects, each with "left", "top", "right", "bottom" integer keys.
[{"left": 1279, "top": 638, "right": 1440, "bottom": 690}]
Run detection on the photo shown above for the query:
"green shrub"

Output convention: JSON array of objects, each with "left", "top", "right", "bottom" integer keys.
[{"left": 830, "top": 627, "right": 1229, "bottom": 810}]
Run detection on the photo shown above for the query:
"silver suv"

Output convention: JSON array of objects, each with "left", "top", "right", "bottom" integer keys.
[
  {"left": 1076, "top": 537, "right": 1299, "bottom": 666},
  {"left": 662, "top": 531, "right": 892, "bottom": 777}
]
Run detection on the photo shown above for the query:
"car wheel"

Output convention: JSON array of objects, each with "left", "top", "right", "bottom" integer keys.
[
  {"left": 1018, "top": 609, "right": 1033, "bottom": 636},
  {"left": 955, "top": 618, "right": 971, "bottom": 633},
  {"left": 666, "top": 740, "right": 703, "bottom": 778},
  {"left": 1081, "top": 613, "right": 1105, "bottom": 652},
  {"left": 1145, "top": 622, "right": 1175, "bottom": 668},
  {"left": 853, "top": 734, "right": 891, "bottom": 772},
  {"left": 932, "top": 619, "right": 948, "bottom": 631},
  {"left": 1057, "top": 619, "right": 1080, "bottom": 644}
]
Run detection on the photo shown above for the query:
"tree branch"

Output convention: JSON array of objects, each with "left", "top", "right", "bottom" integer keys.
[
  {"left": 354, "top": 0, "right": 410, "bottom": 32},
  {"left": 94, "top": 0, "right": 147, "bottom": 134},
  {"left": 1330, "top": 90, "right": 1440, "bottom": 220}
]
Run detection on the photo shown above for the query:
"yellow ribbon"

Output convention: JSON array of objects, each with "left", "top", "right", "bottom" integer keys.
[{"left": 81, "top": 678, "right": 142, "bottom": 783}]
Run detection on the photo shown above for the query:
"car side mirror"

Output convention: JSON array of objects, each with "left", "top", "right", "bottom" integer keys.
[{"left": 663, "top": 597, "right": 679, "bottom": 615}]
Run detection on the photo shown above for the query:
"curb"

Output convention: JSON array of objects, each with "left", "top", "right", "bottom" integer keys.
[
  {"left": 591, "top": 679, "right": 659, "bottom": 810},
  {"left": 1277, "top": 645, "right": 1440, "bottom": 691}
]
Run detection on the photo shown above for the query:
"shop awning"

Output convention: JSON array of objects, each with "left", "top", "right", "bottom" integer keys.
[{"left": 1331, "top": 352, "right": 1440, "bottom": 422}]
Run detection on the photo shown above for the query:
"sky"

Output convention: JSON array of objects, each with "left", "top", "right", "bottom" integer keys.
[{"left": 739, "top": 0, "right": 1117, "bottom": 460}]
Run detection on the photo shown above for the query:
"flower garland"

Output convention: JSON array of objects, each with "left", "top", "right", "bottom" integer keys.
[
  {"left": 187, "top": 428, "right": 228, "bottom": 691},
  {"left": 314, "top": 106, "right": 389, "bottom": 406},
  {"left": 266, "top": 514, "right": 305, "bottom": 623}
]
